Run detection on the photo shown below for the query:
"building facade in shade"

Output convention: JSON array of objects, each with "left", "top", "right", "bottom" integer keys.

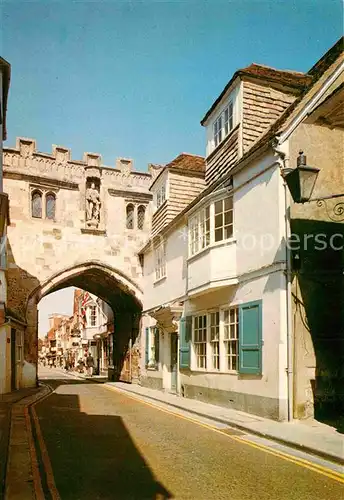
[
  {"left": 0, "top": 57, "right": 22, "bottom": 395},
  {"left": 139, "top": 38, "right": 344, "bottom": 421}
]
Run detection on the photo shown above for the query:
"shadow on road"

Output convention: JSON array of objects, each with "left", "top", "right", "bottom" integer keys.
[{"left": 35, "top": 378, "right": 173, "bottom": 500}]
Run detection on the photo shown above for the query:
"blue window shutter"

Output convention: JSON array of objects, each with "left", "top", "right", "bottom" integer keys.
[
  {"left": 154, "top": 327, "right": 160, "bottom": 364},
  {"left": 239, "top": 300, "right": 262, "bottom": 375},
  {"left": 145, "top": 327, "right": 149, "bottom": 366},
  {"left": 179, "top": 316, "right": 191, "bottom": 369}
]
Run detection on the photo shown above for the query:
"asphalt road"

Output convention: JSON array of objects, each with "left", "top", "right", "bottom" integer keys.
[{"left": 35, "top": 367, "right": 344, "bottom": 500}]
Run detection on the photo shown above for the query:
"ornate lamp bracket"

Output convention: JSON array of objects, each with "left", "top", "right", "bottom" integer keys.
[{"left": 310, "top": 193, "right": 344, "bottom": 222}]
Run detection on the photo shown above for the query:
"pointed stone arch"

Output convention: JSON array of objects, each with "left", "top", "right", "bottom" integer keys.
[{"left": 24, "top": 261, "right": 143, "bottom": 388}]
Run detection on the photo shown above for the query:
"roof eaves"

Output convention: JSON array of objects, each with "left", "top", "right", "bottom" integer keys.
[{"left": 149, "top": 166, "right": 167, "bottom": 191}]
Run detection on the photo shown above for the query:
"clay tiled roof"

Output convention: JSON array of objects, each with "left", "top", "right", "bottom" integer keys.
[
  {"left": 166, "top": 153, "right": 205, "bottom": 173},
  {"left": 239, "top": 63, "right": 311, "bottom": 88},
  {"left": 150, "top": 153, "right": 205, "bottom": 190},
  {"left": 201, "top": 63, "right": 311, "bottom": 126}
]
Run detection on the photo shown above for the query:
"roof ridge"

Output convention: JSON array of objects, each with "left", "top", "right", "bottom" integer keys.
[{"left": 246, "top": 62, "right": 305, "bottom": 75}]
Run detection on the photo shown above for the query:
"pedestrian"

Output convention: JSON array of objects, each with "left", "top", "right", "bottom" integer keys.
[
  {"left": 78, "top": 358, "right": 85, "bottom": 373},
  {"left": 49, "top": 358, "right": 53, "bottom": 369},
  {"left": 86, "top": 352, "right": 95, "bottom": 377}
]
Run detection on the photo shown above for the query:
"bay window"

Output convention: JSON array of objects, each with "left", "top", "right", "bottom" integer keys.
[
  {"left": 188, "top": 196, "right": 233, "bottom": 257},
  {"left": 214, "top": 197, "right": 233, "bottom": 242},
  {"left": 189, "top": 206, "right": 210, "bottom": 255}
]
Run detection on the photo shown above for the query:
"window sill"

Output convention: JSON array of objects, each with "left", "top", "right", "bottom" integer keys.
[
  {"left": 81, "top": 227, "right": 106, "bottom": 236},
  {"left": 31, "top": 216, "right": 57, "bottom": 223},
  {"left": 153, "top": 275, "right": 167, "bottom": 286},
  {"left": 188, "top": 238, "right": 236, "bottom": 262},
  {"left": 189, "top": 368, "right": 239, "bottom": 375}
]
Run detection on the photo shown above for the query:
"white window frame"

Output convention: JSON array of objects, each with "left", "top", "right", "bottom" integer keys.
[
  {"left": 213, "top": 115, "right": 222, "bottom": 148},
  {"left": 16, "top": 331, "right": 24, "bottom": 363},
  {"left": 188, "top": 195, "right": 234, "bottom": 257},
  {"left": 192, "top": 314, "right": 207, "bottom": 370},
  {"left": 209, "top": 310, "right": 220, "bottom": 371},
  {"left": 189, "top": 205, "right": 210, "bottom": 256},
  {"left": 90, "top": 305, "right": 97, "bottom": 327},
  {"left": 222, "top": 306, "right": 239, "bottom": 372},
  {"left": 214, "top": 196, "right": 234, "bottom": 243},
  {"left": 147, "top": 326, "right": 159, "bottom": 369},
  {"left": 154, "top": 242, "right": 166, "bottom": 282},
  {"left": 213, "top": 101, "right": 234, "bottom": 150},
  {"left": 191, "top": 306, "right": 239, "bottom": 373}
]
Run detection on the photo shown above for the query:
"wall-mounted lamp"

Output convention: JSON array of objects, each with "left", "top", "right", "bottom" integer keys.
[
  {"left": 283, "top": 151, "right": 344, "bottom": 222},
  {"left": 284, "top": 151, "right": 320, "bottom": 203}
]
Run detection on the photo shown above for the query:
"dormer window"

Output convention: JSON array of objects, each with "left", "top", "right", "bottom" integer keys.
[
  {"left": 214, "top": 116, "right": 222, "bottom": 148},
  {"left": 213, "top": 102, "right": 233, "bottom": 149},
  {"left": 224, "top": 102, "right": 233, "bottom": 136},
  {"left": 153, "top": 174, "right": 168, "bottom": 213},
  {"left": 156, "top": 184, "right": 166, "bottom": 209}
]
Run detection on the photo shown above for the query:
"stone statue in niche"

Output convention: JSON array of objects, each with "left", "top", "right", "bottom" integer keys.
[{"left": 86, "top": 182, "right": 101, "bottom": 228}]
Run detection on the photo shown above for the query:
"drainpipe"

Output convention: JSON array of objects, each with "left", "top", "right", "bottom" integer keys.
[{"left": 273, "top": 142, "right": 294, "bottom": 422}]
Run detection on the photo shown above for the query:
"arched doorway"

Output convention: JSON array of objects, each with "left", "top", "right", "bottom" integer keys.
[{"left": 25, "top": 261, "right": 143, "bottom": 388}]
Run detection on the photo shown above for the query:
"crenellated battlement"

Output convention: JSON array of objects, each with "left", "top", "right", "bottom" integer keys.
[{"left": 3, "top": 137, "right": 152, "bottom": 189}]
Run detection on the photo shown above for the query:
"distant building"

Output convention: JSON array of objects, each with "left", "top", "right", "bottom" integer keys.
[{"left": 39, "top": 289, "right": 115, "bottom": 376}]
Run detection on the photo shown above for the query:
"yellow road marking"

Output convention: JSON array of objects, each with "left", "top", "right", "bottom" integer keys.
[
  {"left": 24, "top": 407, "right": 45, "bottom": 500},
  {"left": 102, "top": 384, "right": 344, "bottom": 484},
  {"left": 30, "top": 385, "right": 61, "bottom": 500}
]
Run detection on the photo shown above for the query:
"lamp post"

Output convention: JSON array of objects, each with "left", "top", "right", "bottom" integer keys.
[{"left": 284, "top": 151, "right": 344, "bottom": 221}]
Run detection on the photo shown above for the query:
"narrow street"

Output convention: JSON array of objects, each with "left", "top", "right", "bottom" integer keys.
[{"left": 32, "top": 367, "right": 343, "bottom": 500}]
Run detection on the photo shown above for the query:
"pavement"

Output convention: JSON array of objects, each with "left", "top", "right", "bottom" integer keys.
[
  {"left": 69, "top": 370, "right": 344, "bottom": 466},
  {"left": 0, "top": 386, "right": 42, "bottom": 499}
]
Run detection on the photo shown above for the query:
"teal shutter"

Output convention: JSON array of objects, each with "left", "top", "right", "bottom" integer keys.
[
  {"left": 179, "top": 316, "right": 192, "bottom": 369},
  {"left": 154, "top": 327, "right": 160, "bottom": 364},
  {"left": 145, "top": 327, "right": 149, "bottom": 366},
  {"left": 239, "top": 300, "right": 262, "bottom": 375}
]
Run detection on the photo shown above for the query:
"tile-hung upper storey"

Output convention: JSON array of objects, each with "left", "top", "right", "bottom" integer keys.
[
  {"left": 149, "top": 153, "right": 206, "bottom": 236},
  {"left": 201, "top": 64, "right": 311, "bottom": 185}
]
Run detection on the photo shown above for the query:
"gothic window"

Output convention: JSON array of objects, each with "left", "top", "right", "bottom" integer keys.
[
  {"left": 137, "top": 205, "right": 146, "bottom": 230},
  {"left": 126, "top": 204, "right": 134, "bottom": 229},
  {"left": 31, "top": 191, "right": 42, "bottom": 218},
  {"left": 46, "top": 193, "right": 56, "bottom": 220}
]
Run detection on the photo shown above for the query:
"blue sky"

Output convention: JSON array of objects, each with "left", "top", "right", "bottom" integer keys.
[
  {"left": 2, "top": 0, "right": 343, "bottom": 172},
  {"left": 2, "top": 0, "right": 342, "bottom": 335}
]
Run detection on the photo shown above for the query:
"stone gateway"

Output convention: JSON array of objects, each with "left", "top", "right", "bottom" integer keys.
[{"left": 3, "top": 137, "right": 153, "bottom": 389}]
